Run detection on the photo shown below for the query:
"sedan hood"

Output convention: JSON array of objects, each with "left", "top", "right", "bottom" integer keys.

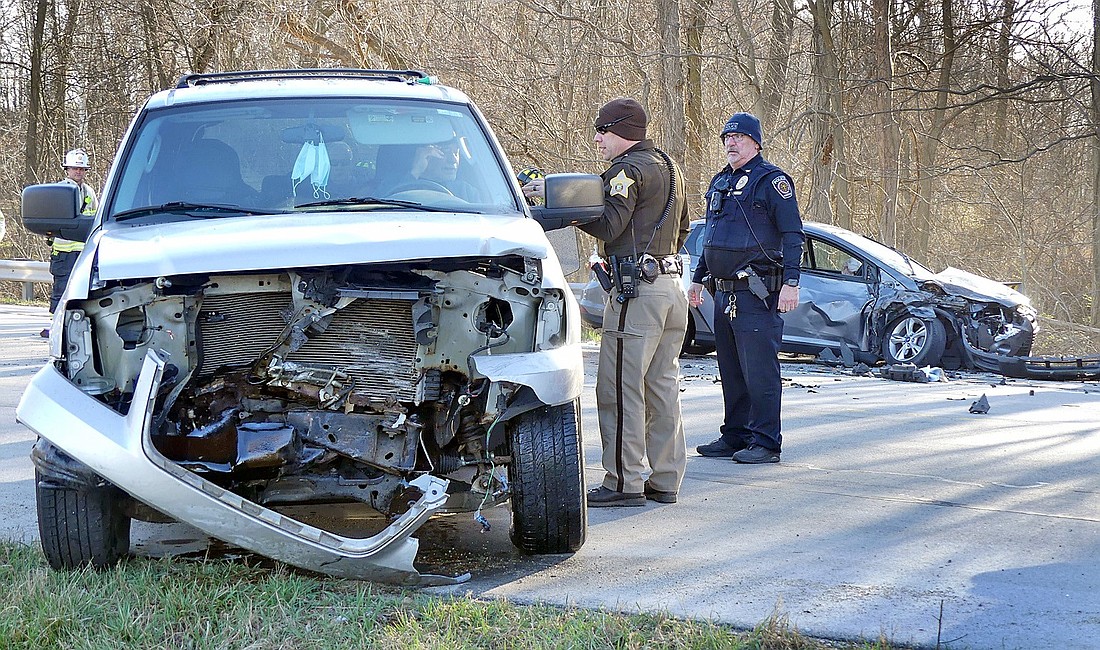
[
  {"left": 94, "top": 212, "right": 549, "bottom": 281},
  {"left": 928, "top": 266, "right": 1031, "bottom": 308}
]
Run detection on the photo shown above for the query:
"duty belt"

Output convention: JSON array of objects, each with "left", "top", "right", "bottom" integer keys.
[
  {"left": 619, "top": 254, "right": 682, "bottom": 276},
  {"left": 655, "top": 255, "right": 683, "bottom": 276},
  {"left": 714, "top": 273, "right": 783, "bottom": 293}
]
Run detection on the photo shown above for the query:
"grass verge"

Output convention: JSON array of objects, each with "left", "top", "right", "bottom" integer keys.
[{"left": 0, "top": 541, "right": 906, "bottom": 649}]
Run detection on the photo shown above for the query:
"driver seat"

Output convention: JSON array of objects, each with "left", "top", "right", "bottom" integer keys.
[
  {"left": 372, "top": 144, "right": 418, "bottom": 194},
  {"left": 177, "top": 139, "right": 257, "bottom": 204}
]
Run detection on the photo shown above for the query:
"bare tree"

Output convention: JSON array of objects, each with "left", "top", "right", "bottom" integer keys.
[
  {"left": 24, "top": 0, "right": 46, "bottom": 185},
  {"left": 873, "top": 0, "right": 902, "bottom": 246},
  {"left": 1092, "top": 0, "right": 1100, "bottom": 324},
  {"left": 655, "top": 0, "right": 687, "bottom": 163},
  {"left": 911, "top": 0, "right": 957, "bottom": 260},
  {"left": 806, "top": 0, "right": 850, "bottom": 228}
]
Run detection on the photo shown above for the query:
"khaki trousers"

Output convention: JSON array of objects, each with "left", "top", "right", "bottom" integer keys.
[{"left": 596, "top": 275, "right": 688, "bottom": 494}]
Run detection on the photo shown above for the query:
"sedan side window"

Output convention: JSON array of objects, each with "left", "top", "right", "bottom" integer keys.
[{"left": 806, "top": 238, "right": 864, "bottom": 279}]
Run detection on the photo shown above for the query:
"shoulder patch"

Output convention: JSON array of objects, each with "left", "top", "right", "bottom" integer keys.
[
  {"left": 771, "top": 175, "right": 794, "bottom": 200},
  {"left": 608, "top": 169, "right": 636, "bottom": 198}
]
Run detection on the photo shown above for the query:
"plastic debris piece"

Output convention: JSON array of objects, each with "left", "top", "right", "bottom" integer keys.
[
  {"left": 969, "top": 394, "right": 990, "bottom": 414},
  {"left": 878, "top": 363, "right": 929, "bottom": 382},
  {"left": 839, "top": 344, "right": 856, "bottom": 367},
  {"left": 922, "top": 366, "right": 947, "bottom": 382}
]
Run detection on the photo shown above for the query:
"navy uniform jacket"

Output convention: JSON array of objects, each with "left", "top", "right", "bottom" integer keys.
[
  {"left": 692, "top": 153, "right": 803, "bottom": 284},
  {"left": 580, "top": 140, "right": 689, "bottom": 258}
]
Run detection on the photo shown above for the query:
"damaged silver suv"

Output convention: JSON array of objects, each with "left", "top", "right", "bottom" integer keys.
[{"left": 18, "top": 69, "right": 603, "bottom": 585}]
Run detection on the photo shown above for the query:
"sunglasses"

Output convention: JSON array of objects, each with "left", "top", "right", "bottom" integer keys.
[{"left": 595, "top": 115, "right": 629, "bottom": 134}]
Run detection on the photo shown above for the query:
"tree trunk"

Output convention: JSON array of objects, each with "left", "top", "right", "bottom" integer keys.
[
  {"left": 873, "top": 0, "right": 901, "bottom": 246},
  {"left": 807, "top": 0, "right": 849, "bottom": 228},
  {"left": 683, "top": 0, "right": 710, "bottom": 201},
  {"left": 1091, "top": 0, "right": 1100, "bottom": 325},
  {"left": 761, "top": 0, "right": 794, "bottom": 122},
  {"left": 913, "top": 0, "right": 956, "bottom": 261},
  {"left": 52, "top": 0, "right": 82, "bottom": 149},
  {"left": 656, "top": 0, "right": 687, "bottom": 163},
  {"left": 25, "top": 0, "right": 47, "bottom": 185}
]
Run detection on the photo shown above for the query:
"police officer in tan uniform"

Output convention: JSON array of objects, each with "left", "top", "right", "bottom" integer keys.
[{"left": 527, "top": 97, "right": 690, "bottom": 506}]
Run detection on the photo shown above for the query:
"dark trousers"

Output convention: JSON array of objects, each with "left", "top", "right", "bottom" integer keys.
[
  {"left": 48, "top": 250, "right": 80, "bottom": 313},
  {"left": 712, "top": 288, "right": 784, "bottom": 452}
]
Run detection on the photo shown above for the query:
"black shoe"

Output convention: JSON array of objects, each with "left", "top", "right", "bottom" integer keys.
[
  {"left": 643, "top": 481, "right": 677, "bottom": 504},
  {"left": 586, "top": 486, "right": 645, "bottom": 507},
  {"left": 732, "top": 445, "right": 781, "bottom": 464},
  {"left": 696, "top": 437, "right": 748, "bottom": 458}
]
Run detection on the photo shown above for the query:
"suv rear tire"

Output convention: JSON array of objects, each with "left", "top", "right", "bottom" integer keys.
[
  {"left": 508, "top": 399, "right": 587, "bottom": 554},
  {"left": 36, "top": 470, "right": 131, "bottom": 569}
]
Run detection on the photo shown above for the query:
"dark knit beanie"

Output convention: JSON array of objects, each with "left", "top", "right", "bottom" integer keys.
[
  {"left": 720, "top": 112, "right": 763, "bottom": 147},
  {"left": 595, "top": 98, "right": 647, "bottom": 141}
]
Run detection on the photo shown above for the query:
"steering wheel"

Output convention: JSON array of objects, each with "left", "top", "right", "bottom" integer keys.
[{"left": 386, "top": 179, "right": 454, "bottom": 196}]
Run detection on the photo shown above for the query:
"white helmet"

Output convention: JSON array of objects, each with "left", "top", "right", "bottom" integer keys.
[{"left": 63, "top": 148, "right": 90, "bottom": 169}]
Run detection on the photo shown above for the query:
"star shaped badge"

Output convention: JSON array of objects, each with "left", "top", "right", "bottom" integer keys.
[{"left": 608, "top": 169, "right": 635, "bottom": 198}]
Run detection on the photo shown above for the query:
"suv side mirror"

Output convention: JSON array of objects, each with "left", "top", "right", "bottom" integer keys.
[
  {"left": 22, "top": 183, "right": 93, "bottom": 242},
  {"left": 530, "top": 173, "right": 603, "bottom": 231}
]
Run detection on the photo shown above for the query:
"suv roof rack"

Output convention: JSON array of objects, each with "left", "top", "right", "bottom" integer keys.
[{"left": 175, "top": 69, "right": 433, "bottom": 89}]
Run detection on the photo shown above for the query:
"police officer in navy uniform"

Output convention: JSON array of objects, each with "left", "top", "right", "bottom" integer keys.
[
  {"left": 524, "top": 97, "right": 690, "bottom": 506},
  {"left": 688, "top": 112, "right": 803, "bottom": 464}
]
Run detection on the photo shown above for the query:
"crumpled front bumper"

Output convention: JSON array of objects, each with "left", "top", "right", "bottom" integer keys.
[
  {"left": 957, "top": 332, "right": 1100, "bottom": 380},
  {"left": 17, "top": 349, "right": 463, "bottom": 585}
]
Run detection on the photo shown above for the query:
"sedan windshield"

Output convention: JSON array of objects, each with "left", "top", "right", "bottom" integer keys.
[{"left": 106, "top": 97, "right": 520, "bottom": 223}]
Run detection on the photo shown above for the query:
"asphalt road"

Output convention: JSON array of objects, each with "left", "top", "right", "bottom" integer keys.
[{"left": 2, "top": 304, "right": 1098, "bottom": 649}]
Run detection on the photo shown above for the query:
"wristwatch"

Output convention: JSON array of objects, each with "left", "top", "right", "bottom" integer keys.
[{"left": 785, "top": 278, "right": 799, "bottom": 287}]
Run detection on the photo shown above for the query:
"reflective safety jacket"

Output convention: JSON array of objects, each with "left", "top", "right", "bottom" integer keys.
[{"left": 50, "top": 180, "right": 98, "bottom": 254}]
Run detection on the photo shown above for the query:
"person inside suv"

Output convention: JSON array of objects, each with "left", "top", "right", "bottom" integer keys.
[{"left": 387, "top": 137, "right": 483, "bottom": 202}]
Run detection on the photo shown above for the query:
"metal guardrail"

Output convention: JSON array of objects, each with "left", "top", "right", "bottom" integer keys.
[{"left": 0, "top": 260, "right": 50, "bottom": 300}]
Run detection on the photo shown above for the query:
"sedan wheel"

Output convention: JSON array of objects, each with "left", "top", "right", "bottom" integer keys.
[
  {"left": 883, "top": 315, "right": 946, "bottom": 367},
  {"left": 681, "top": 314, "right": 716, "bottom": 356}
]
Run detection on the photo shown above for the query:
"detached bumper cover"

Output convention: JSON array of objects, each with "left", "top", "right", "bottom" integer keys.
[
  {"left": 16, "top": 350, "right": 462, "bottom": 585},
  {"left": 997, "top": 355, "right": 1100, "bottom": 380},
  {"left": 958, "top": 334, "right": 1100, "bottom": 380}
]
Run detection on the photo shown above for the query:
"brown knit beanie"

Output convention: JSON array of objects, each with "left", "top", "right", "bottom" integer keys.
[{"left": 594, "top": 98, "right": 647, "bottom": 141}]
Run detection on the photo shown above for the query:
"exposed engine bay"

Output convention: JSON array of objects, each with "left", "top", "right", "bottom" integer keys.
[{"left": 61, "top": 255, "right": 564, "bottom": 521}]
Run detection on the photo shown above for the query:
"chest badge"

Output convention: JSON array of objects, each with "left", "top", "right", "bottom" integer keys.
[
  {"left": 735, "top": 175, "right": 749, "bottom": 190},
  {"left": 608, "top": 170, "right": 636, "bottom": 198}
]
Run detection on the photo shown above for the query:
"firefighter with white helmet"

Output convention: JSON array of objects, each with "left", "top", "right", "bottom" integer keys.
[{"left": 43, "top": 148, "right": 98, "bottom": 337}]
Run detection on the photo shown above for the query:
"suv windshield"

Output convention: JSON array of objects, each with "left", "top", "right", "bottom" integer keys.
[{"left": 107, "top": 97, "right": 520, "bottom": 222}]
